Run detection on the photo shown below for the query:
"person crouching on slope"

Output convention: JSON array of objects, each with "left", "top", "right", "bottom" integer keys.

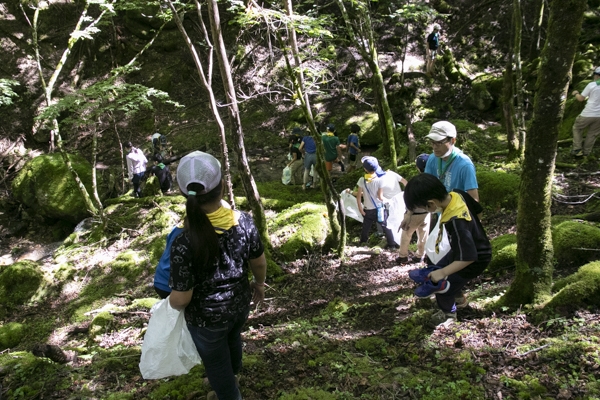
[{"left": 404, "top": 174, "right": 491, "bottom": 328}]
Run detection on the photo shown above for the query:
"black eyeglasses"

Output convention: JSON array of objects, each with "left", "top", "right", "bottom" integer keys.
[{"left": 428, "top": 138, "right": 451, "bottom": 146}]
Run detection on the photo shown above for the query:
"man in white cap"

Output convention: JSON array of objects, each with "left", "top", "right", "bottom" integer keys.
[
  {"left": 422, "top": 120, "right": 478, "bottom": 201},
  {"left": 571, "top": 67, "right": 600, "bottom": 157}
]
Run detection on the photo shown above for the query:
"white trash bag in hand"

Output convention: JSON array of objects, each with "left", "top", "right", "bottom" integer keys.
[{"left": 139, "top": 297, "right": 202, "bottom": 379}]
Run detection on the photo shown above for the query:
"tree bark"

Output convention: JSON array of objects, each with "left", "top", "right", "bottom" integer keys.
[
  {"left": 336, "top": 0, "right": 398, "bottom": 167},
  {"left": 206, "top": 0, "right": 270, "bottom": 247},
  {"left": 513, "top": 0, "right": 526, "bottom": 159},
  {"left": 503, "top": 13, "right": 519, "bottom": 160},
  {"left": 502, "top": 0, "right": 586, "bottom": 306}
]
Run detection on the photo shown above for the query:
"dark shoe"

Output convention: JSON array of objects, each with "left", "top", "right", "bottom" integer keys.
[
  {"left": 386, "top": 244, "right": 399, "bottom": 251},
  {"left": 396, "top": 256, "right": 412, "bottom": 264},
  {"left": 571, "top": 149, "right": 584, "bottom": 157},
  {"left": 414, "top": 279, "right": 450, "bottom": 298},
  {"left": 455, "top": 293, "right": 469, "bottom": 309},
  {"left": 408, "top": 266, "right": 442, "bottom": 284}
]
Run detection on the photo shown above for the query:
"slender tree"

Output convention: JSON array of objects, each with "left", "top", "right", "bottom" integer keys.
[
  {"left": 336, "top": 0, "right": 398, "bottom": 167},
  {"left": 205, "top": 0, "right": 270, "bottom": 247},
  {"left": 502, "top": 0, "right": 586, "bottom": 305}
]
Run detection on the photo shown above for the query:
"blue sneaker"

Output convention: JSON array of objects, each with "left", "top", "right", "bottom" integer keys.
[
  {"left": 408, "top": 266, "right": 442, "bottom": 284},
  {"left": 414, "top": 279, "right": 450, "bottom": 298}
]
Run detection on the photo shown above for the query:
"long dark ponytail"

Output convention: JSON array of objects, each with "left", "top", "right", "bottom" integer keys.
[{"left": 185, "top": 180, "right": 223, "bottom": 272}]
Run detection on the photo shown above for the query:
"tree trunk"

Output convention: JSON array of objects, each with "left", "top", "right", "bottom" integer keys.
[
  {"left": 206, "top": 0, "right": 270, "bottom": 247},
  {"left": 166, "top": 0, "right": 237, "bottom": 210},
  {"left": 502, "top": 0, "right": 586, "bottom": 306},
  {"left": 513, "top": 0, "right": 526, "bottom": 159},
  {"left": 280, "top": 0, "right": 345, "bottom": 254},
  {"left": 528, "top": 0, "right": 545, "bottom": 60},
  {"left": 503, "top": 35, "right": 519, "bottom": 159},
  {"left": 336, "top": 0, "right": 398, "bottom": 167}
]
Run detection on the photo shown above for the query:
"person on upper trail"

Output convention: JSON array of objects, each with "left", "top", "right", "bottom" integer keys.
[
  {"left": 148, "top": 153, "right": 173, "bottom": 194},
  {"left": 426, "top": 23, "right": 441, "bottom": 75},
  {"left": 151, "top": 132, "right": 168, "bottom": 157},
  {"left": 286, "top": 132, "right": 304, "bottom": 185},
  {"left": 355, "top": 156, "right": 399, "bottom": 250},
  {"left": 403, "top": 173, "right": 491, "bottom": 328},
  {"left": 322, "top": 124, "right": 344, "bottom": 173},
  {"left": 168, "top": 151, "right": 267, "bottom": 400},
  {"left": 346, "top": 123, "right": 361, "bottom": 172},
  {"left": 298, "top": 128, "right": 319, "bottom": 190},
  {"left": 571, "top": 66, "right": 600, "bottom": 158},
  {"left": 125, "top": 141, "right": 148, "bottom": 198}
]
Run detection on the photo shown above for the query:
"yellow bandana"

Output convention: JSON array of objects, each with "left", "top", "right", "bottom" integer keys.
[
  {"left": 324, "top": 132, "right": 335, "bottom": 136},
  {"left": 207, "top": 201, "right": 239, "bottom": 234},
  {"left": 364, "top": 172, "right": 377, "bottom": 183},
  {"left": 440, "top": 192, "right": 471, "bottom": 224},
  {"left": 434, "top": 192, "right": 471, "bottom": 253}
]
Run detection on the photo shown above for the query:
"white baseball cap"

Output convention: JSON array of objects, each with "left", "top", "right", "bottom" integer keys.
[
  {"left": 594, "top": 67, "right": 600, "bottom": 75},
  {"left": 177, "top": 151, "right": 222, "bottom": 196},
  {"left": 426, "top": 121, "right": 457, "bottom": 142}
]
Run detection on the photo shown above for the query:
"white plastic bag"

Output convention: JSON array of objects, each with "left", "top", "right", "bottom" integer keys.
[
  {"left": 282, "top": 166, "right": 292, "bottom": 185},
  {"left": 340, "top": 190, "right": 363, "bottom": 222},
  {"left": 139, "top": 298, "right": 202, "bottom": 379},
  {"left": 425, "top": 216, "right": 451, "bottom": 265},
  {"left": 386, "top": 193, "right": 406, "bottom": 246}
]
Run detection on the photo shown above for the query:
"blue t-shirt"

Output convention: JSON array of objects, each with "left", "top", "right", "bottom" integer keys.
[
  {"left": 302, "top": 136, "right": 317, "bottom": 154},
  {"left": 153, "top": 226, "right": 185, "bottom": 292},
  {"left": 424, "top": 148, "right": 478, "bottom": 193},
  {"left": 347, "top": 134, "right": 360, "bottom": 155}
]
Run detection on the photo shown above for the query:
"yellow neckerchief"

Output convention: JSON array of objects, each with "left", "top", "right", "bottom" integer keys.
[
  {"left": 364, "top": 172, "right": 377, "bottom": 183},
  {"left": 324, "top": 132, "right": 335, "bottom": 136},
  {"left": 434, "top": 192, "right": 471, "bottom": 253},
  {"left": 207, "top": 200, "right": 239, "bottom": 234}
]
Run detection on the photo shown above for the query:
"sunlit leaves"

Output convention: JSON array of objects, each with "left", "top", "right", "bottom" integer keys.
[{"left": 0, "top": 79, "right": 20, "bottom": 107}]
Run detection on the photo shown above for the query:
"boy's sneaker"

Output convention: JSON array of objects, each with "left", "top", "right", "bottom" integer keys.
[
  {"left": 429, "top": 310, "right": 457, "bottom": 328},
  {"left": 414, "top": 278, "right": 450, "bottom": 298},
  {"left": 408, "top": 266, "right": 442, "bottom": 284},
  {"left": 455, "top": 293, "right": 469, "bottom": 309},
  {"left": 396, "top": 255, "right": 412, "bottom": 264},
  {"left": 571, "top": 149, "right": 584, "bottom": 157}
]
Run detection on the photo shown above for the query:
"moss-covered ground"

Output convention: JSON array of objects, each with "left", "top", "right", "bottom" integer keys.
[{"left": 2, "top": 171, "right": 600, "bottom": 399}]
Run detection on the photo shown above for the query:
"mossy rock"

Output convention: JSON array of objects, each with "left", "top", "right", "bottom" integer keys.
[
  {"left": 271, "top": 202, "right": 330, "bottom": 261},
  {"left": 476, "top": 169, "right": 520, "bottom": 212},
  {"left": 546, "top": 261, "right": 600, "bottom": 311},
  {"left": 487, "top": 234, "right": 517, "bottom": 275},
  {"left": 0, "top": 322, "right": 25, "bottom": 350},
  {"left": 0, "top": 261, "right": 43, "bottom": 309},
  {"left": 142, "top": 175, "right": 163, "bottom": 198},
  {"left": 355, "top": 336, "right": 388, "bottom": 355},
  {"left": 90, "top": 311, "right": 115, "bottom": 336},
  {"left": 466, "top": 82, "right": 494, "bottom": 111},
  {"left": 350, "top": 112, "right": 381, "bottom": 146},
  {"left": 552, "top": 221, "right": 600, "bottom": 267},
  {"left": 11, "top": 153, "right": 101, "bottom": 223}
]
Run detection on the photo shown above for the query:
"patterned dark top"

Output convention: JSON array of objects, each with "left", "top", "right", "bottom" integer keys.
[{"left": 169, "top": 211, "right": 264, "bottom": 327}]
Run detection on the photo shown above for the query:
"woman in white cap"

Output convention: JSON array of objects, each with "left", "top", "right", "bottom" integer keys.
[{"left": 168, "top": 151, "right": 267, "bottom": 400}]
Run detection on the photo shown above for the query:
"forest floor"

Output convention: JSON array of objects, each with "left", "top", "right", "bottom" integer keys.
[{"left": 1, "top": 170, "right": 600, "bottom": 400}]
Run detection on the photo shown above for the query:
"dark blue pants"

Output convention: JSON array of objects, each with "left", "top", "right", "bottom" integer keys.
[
  {"left": 132, "top": 172, "right": 144, "bottom": 197},
  {"left": 361, "top": 208, "right": 397, "bottom": 247},
  {"left": 187, "top": 312, "right": 248, "bottom": 400}
]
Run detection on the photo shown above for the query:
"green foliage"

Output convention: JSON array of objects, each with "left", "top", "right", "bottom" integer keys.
[
  {"left": 558, "top": 80, "right": 588, "bottom": 140},
  {"left": 147, "top": 365, "right": 205, "bottom": 399},
  {"left": 552, "top": 221, "right": 600, "bottom": 267},
  {"left": 0, "top": 261, "right": 43, "bottom": 310},
  {"left": 0, "top": 322, "right": 25, "bottom": 350},
  {"left": 279, "top": 387, "right": 341, "bottom": 400},
  {"left": 487, "top": 234, "right": 517, "bottom": 275},
  {"left": 0, "top": 78, "right": 19, "bottom": 106},
  {"left": 36, "top": 67, "right": 181, "bottom": 130},
  {"left": 11, "top": 153, "right": 100, "bottom": 223},
  {"left": 354, "top": 336, "right": 387, "bottom": 355},
  {"left": 90, "top": 311, "right": 115, "bottom": 336},
  {"left": 476, "top": 169, "right": 521, "bottom": 212},
  {"left": 500, "top": 375, "right": 547, "bottom": 399}
]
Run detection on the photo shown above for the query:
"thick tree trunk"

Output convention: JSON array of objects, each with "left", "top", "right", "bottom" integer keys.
[
  {"left": 206, "top": 0, "right": 270, "bottom": 247},
  {"left": 528, "top": 0, "right": 545, "bottom": 60},
  {"left": 502, "top": 0, "right": 586, "bottom": 306},
  {"left": 503, "top": 43, "right": 519, "bottom": 159}
]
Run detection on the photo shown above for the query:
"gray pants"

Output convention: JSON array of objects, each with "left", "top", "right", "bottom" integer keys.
[
  {"left": 573, "top": 115, "right": 600, "bottom": 155},
  {"left": 303, "top": 152, "right": 319, "bottom": 187}
]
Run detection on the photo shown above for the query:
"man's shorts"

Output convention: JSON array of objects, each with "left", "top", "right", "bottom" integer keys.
[
  {"left": 349, "top": 154, "right": 357, "bottom": 162},
  {"left": 325, "top": 161, "right": 333, "bottom": 171},
  {"left": 429, "top": 49, "right": 437, "bottom": 60}
]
